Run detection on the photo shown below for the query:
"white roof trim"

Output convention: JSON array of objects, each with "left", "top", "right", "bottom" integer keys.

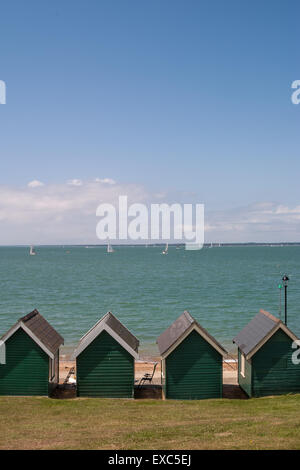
[
  {"left": 79, "top": 315, "right": 106, "bottom": 342},
  {"left": 79, "top": 312, "right": 140, "bottom": 345},
  {"left": 1, "top": 322, "right": 54, "bottom": 359},
  {"left": 0, "top": 340, "right": 6, "bottom": 364},
  {"left": 72, "top": 323, "right": 139, "bottom": 360},
  {"left": 161, "top": 323, "right": 227, "bottom": 359},
  {"left": 246, "top": 322, "right": 299, "bottom": 360}
]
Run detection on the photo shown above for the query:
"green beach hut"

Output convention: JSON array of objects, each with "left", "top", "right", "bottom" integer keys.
[
  {"left": 0, "top": 309, "right": 64, "bottom": 396},
  {"left": 72, "top": 312, "right": 139, "bottom": 398},
  {"left": 233, "top": 309, "right": 300, "bottom": 397},
  {"left": 157, "top": 311, "right": 227, "bottom": 400}
]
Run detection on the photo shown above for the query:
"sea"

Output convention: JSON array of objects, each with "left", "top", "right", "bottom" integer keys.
[{"left": 0, "top": 245, "right": 299, "bottom": 358}]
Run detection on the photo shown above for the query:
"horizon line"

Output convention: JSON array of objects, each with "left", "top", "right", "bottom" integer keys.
[{"left": 1, "top": 242, "right": 300, "bottom": 247}]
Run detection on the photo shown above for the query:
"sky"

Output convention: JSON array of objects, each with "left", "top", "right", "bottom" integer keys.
[{"left": 0, "top": 0, "right": 300, "bottom": 244}]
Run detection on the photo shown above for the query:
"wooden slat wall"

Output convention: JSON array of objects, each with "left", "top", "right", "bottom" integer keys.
[
  {"left": 0, "top": 328, "right": 49, "bottom": 396},
  {"left": 76, "top": 330, "right": 134, "bottom": 398},
  {"left": 252, "top": 329, "right": 300, "bottom": 397},
  {"left": 165, "top": 330, "right": 223, "bottom": 400}
]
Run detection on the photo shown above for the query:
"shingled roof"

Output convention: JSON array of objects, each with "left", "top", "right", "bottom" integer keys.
[
  {"left": 233, "top": 309, "right": 298, "bottom": 358},
  {"left": 72, "top": 312, "right": 139, "bottom": 359},
  {"left": 157, "top": 311, "right": 227, "bottom": 358},
  {"left": 1, "top": 309, "right": 64, "bottom": 358}
]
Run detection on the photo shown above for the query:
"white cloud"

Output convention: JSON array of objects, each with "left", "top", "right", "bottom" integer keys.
[
  {"left": 67, "top": 179, "right": 83, "bottom": 186},
  {"left": 0, "top": 180, "right": 299, "bottom": 244},
  {"left": 205, "top": 202, "right": 300, "bottom": 242},
  {"left": 275, "top": 205, "right": 300, "bottom": 215},
  {"left": 27, "top": 180, "right": 44, "bottom": 188},
  {"left": 95, "top": 178, "right": 116, "bottom": 185},
  {"left": 0, "top": 179, "right": 149, "bottom": 244}
]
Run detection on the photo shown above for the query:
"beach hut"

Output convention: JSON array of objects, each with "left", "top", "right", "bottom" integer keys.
[
  {"left": 0, "top": 309, "right": 64, "bottom": 396},
  {"left": 233, "top": 309, "right": 300, "bottom": 397},
  {"left": 72, "top": 312, "right": 139, "bottom": 398},
  {"left": 157, "top": 311, "right": 227, "bottom": 400}
]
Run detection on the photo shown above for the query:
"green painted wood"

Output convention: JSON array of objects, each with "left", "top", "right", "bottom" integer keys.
[
  {"left": 252, "top": 329, "right": 300, "bottom": 397},
  {"left": 238, "top": 349, "right": 252, "bottom": 397},
  {"left": 76, "top": 330, "right": 134, "bottom": 398},
  {"left": 165, "top": 330, "right": 223, "bottom": 400},
  {"left": 0, "top": 328, "right": 49, "bottom": 396}
]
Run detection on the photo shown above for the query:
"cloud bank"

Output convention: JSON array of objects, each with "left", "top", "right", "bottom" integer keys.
[
  {"left": 0, "top": 179, "right": 299, "bottom": 244},
  {"left": 205, "top": 202, "right": 300, "bottom": 243}
]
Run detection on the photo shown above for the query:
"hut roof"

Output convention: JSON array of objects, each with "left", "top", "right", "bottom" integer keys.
[
  {"left": 1, "top": 309, "right": 64, "bottom": 358},
  {"left": 72, "top": 312, "right": 139, "bottom": 359},
  {"left": 156, "top": 311, "right": 227, "bottom": 358},
  {"left": 233, "top": 309, "right": 298, "bottom": 359}
]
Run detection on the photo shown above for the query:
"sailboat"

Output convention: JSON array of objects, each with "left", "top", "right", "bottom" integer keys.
[
  {"left": 107, "top": 241, "right": 114, "bottom": 253},
  {"left": 162, "top": 243, "right": 168, "bottom": 255},
  {"left": 29, "top": 245, "right": 36, "bottom": 256},
  {"left": 209, "top": 242, "right": 213, "bottom": 248}
]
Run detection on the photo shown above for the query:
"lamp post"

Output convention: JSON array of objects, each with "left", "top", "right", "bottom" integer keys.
[
  {"left": 278, "top": 283, "right": 283, "bottom": 320},
  {"left": 282, "top": 275, "right": 289, "bottom": 325}
]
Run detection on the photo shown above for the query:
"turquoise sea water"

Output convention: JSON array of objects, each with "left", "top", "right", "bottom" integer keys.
[{"left": 0, "top": 246, "right": 299, "bottom": 357}]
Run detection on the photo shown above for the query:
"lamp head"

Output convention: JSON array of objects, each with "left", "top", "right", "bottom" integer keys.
[{"left": 282, "top": 274, "right": 289, "bottom": 287}]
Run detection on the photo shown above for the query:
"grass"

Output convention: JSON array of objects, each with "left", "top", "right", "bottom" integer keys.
[{"left": 1, "top": 394, "right": 300, "bottom": 449}]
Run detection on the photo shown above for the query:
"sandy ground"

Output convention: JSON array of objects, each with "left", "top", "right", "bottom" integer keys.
[
  {"left": 59, "top": 358, "right": 238, "bottom": 385},
  {"left": 59, "top": 361, "right": 76, "bottom": 384},
  {"left": 59, "top": 358, "right": 162, "bottom": 384}
]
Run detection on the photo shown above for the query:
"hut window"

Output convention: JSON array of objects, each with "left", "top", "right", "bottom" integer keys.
[{"left": 241, "top": 354, "right": 245, "bottom": 377}]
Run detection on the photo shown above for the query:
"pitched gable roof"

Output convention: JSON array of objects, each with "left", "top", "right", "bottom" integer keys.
[
  {"left": 156, "top": 311, "right": 227, "bottom": 358},
  {"left": 72, "top": 312, "right": 139, "bottom": 359},
  {"left": 233, "top": 309, "right": 298, "bottom": 359},
  {"left": 1, "top": 309, "right": 64, "bottom": 359}
]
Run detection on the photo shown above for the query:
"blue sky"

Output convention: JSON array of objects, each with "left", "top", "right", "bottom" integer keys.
[{"left": 0, "top": 0, "right": 300, "bottom": 243}]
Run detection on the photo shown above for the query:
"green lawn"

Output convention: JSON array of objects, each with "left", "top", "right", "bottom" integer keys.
[{"left": 1, "top": 394, "right": 300, "bottom": 449}]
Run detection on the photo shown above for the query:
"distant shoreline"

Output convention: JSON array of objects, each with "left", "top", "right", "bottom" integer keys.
[{"left": 1, "top": 243, "right": 300, "bottom": 247}]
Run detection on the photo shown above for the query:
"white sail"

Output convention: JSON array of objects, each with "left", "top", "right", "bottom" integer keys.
[
  {"left": 162, "top": 243, "right": 168, "bottom": 255},
  {"left": 107, "top": 241, "right": 114, "bottom": 253},
  {"left": 29, "top": 245, "right": 36, "bottom": 256}
]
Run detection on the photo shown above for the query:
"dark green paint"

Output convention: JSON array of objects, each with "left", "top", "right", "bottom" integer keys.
[
  {"left": 165, "top": 330, "right": 223, "bottom": 400},
  {"left": 76, "top": 330, "right": 134, "bottom": 398},
  {"left": 0, "top": 328, "right": 49, "bottom": 396},
  {"left": 238, "top": 329, "right": 300, "bottom": 397}
]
